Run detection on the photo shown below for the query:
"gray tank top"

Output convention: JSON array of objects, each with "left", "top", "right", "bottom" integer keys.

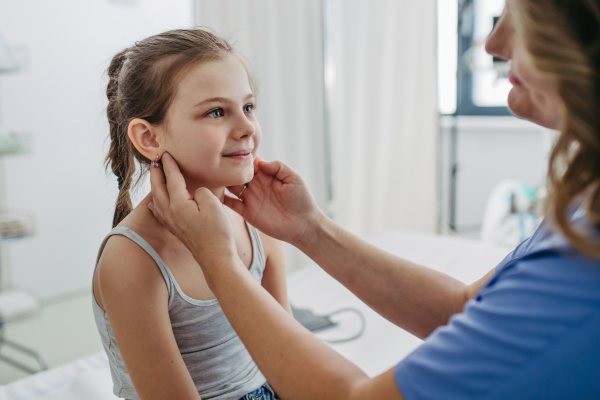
[{"left": 92, "top": 224, "right": 267, "bottom": 400}]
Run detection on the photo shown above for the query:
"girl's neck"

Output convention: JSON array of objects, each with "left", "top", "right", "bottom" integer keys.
[{"left": 185, "top": 180, "right": 226, "bottom": 203}]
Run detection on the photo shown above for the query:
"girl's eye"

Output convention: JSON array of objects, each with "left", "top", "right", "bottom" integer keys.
[
  {"left": 207, "top": 108, "right": 224, "bottom": 118},
  {"left": 244, "top": 104, "right": 254, "bottom": 114}
]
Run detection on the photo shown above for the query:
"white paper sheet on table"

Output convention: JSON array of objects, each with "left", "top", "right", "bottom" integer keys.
[{"left": 0, "top": 352, "right": 117, "bottom": 400}]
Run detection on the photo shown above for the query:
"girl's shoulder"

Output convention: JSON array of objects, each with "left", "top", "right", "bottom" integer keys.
[
  {"left": 99, "top": 229, "right": 157, "bottom": 269},
  {"left": 255, "top": 227, "right": 284, "bottom": 265},
  {"left": 94, "top": 227, "right": 169, "bottom": 311}
]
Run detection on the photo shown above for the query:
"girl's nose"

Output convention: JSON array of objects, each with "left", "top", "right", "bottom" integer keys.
[{"left": 234, "top": 112, "right": 255, "bottom": 139}]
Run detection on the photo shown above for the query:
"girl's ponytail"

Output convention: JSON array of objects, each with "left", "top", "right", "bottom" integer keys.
[{"left": 106, "top": 50, "right": 135, "bottom": 227}]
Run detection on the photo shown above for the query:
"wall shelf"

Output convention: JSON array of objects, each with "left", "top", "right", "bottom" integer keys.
[
  {"left": 0, "top": 30, "right": 45, "bottom": 375},
  {"left": 0, "top": 211, "right": 34, "bottom": 240}
]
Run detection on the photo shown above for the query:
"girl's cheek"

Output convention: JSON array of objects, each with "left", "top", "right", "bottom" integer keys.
[{"left": 254, "top": 125, "right": 262, "bottom": 149}]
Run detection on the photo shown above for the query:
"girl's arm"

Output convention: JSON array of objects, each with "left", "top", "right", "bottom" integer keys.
[
  {"left": 258, "top": 232, "right": 292, "bottom": 314},
  {"left": 96, "top": 236, "right": 201, "bottom": 400}
]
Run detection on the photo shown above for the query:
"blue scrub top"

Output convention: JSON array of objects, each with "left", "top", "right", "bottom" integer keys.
[{"left": 395, "top": 207, "right": 600, "bottom": 399}]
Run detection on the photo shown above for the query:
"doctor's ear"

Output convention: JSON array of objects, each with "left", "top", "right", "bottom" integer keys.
[{"left": 127, "top": 118, "right": 163, "bottom": 162}]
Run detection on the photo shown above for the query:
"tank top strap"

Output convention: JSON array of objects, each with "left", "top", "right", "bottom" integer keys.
[
  {"left": 246, "top": 222, "right": 267, "bottom": 282},
  {"left": 95, "top": 226, "right": 175, "bottom": 300}
]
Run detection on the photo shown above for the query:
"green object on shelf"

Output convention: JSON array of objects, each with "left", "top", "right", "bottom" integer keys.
[
  {"left": 0, "top": 33, "right": 19, "bottom": 73},
  {"left": 0, "top": 126, "right": 28, "bottom": 155}
]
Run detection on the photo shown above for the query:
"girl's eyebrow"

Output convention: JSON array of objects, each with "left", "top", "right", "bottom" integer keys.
[{"left": 194, "top": 93, "right": 254, "bottom": 108}]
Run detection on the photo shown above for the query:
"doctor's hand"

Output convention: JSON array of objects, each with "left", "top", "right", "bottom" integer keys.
[
  {"left": 225, "top": 157, "right": 325, "bottom": 247},
  {"left": 148, "top": 153, "right": 238, "bottom": 274}
]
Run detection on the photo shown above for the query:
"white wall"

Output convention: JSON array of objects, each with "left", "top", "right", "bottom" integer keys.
[
  {"left": 439, "top": 116, "right": 551, "bottom": 235},
  {"left": 0, "top": 0, "right": 193, "bottom": 299}
]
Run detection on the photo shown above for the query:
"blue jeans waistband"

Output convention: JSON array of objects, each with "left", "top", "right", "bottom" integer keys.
[{"left": 239, "top": 382, "right": 280, "bottom": 400}]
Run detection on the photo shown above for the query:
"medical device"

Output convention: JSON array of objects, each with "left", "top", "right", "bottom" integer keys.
[{"left": 292, "top": 305, "right": 366, "bottom": 344}]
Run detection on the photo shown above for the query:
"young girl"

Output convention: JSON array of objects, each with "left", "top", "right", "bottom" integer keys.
[{"left": 92, "top": 29, "right": 290, "bottom": 400}]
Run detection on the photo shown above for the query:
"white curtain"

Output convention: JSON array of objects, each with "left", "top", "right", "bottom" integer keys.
[{"left": 329, "top": 0, "right": 439, "bottom": 237}]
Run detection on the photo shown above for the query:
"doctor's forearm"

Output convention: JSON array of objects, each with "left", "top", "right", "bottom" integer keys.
[
  {"left": 296, "top": 216, "right": 468, "bottom": 339},
  {"left": 205, "top": 257, "right": 373, "bottom": 400}
]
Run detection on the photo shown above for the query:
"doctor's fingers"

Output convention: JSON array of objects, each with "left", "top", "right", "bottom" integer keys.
[
  {"left": 227, "top": 160, "right": 293, "bottom": 196},
  {"left": 149, "top": 161, "right": 170, "bottom": 222},
  {"left": 257, "top": 159, "right": 301, "bottom": 184},
  {"left": 148, "top": 201, "right": 167, "bottom": 228},
  {"left": 160, "top": 153, "right": 191, "bottom": 204},
  {"left": 253, "top": 154, "right": 265, "bottom": 175}
]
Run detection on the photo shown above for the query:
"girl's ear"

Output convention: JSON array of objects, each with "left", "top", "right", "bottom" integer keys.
[{"left": 127, "top": 118, "right": 163, "bottom": 161}]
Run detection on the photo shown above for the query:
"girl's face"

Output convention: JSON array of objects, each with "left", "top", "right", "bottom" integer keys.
[
  {"left": 485, "top": 0, "right": 564, "bottom": 129},
  {"left": 158, "top": 55, "right": 261, "bottom": 190}
]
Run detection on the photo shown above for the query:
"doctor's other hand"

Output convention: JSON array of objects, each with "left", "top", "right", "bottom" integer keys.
[
  {"left": 149, "top": 152, "right": 238, "bottom": 273},
  {"left": 225, "top": 157, "right": 325, "bottom": 247}
]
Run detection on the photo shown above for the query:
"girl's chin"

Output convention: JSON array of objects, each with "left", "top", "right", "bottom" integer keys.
[{"left": 226, "top": 171, "right": 254, "bottom": 186}]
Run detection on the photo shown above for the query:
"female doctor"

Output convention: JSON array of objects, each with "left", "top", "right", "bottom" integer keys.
[{"left": 148, "top": 0, "right": 600, "bottom": 398}]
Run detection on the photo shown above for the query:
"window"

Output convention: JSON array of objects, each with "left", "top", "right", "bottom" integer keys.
[{"left": 439, "top": 0, "right": 511, "bottom": 116}]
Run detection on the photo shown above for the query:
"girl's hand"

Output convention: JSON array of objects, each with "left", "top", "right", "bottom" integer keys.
[
  {"left": 225, "top": 157, "right": 325, "bottom": 247},
  {"left": 149, "top": 153, "right": 238, "bottom": 273}
]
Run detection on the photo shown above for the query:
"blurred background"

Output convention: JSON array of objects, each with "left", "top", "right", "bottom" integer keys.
[{"left": 0, "top": 0, "right": 552, "bottom": 387}]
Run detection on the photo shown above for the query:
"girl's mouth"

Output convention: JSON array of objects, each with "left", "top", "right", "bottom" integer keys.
[{"left": 223, "top": 149, "right": 253, "bottom": 160}]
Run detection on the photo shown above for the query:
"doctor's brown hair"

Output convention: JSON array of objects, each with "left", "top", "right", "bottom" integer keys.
[
  {"left": 513, "top": 0, "right": 600, "bottom": 257},
  {"left": 105, "top": 28, "right": 256, "bottom": 228}
]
